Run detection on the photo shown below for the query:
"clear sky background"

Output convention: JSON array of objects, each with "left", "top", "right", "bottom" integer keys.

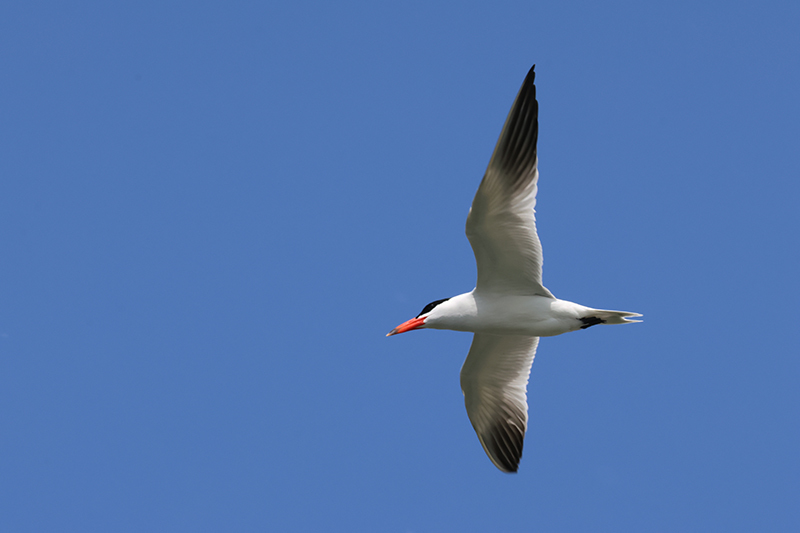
[{"left": 1, "top": 1, "right": 799, "bottom": 531}]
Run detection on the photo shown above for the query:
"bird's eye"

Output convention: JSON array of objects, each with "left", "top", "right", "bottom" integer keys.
[{"left": 417, "top": 298, "right": 450, "bottom": 318}]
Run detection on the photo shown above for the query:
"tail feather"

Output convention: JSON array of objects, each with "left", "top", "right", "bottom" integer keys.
[{"left": 584, "top": 309, "right": 642, "bottom": 327}]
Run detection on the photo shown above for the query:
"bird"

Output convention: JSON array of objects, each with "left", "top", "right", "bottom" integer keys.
[{"left": 386, "top": 65, "right": 641, "bottom": 473}]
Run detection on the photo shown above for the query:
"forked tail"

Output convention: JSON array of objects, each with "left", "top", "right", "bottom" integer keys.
[{"left": 580, "top": 310, "right": 642, "bottom": 329}]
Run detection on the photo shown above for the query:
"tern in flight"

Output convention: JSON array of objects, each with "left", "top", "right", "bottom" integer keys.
[{"left": 387, "top": 65, "right": 641, "bottom": 473}]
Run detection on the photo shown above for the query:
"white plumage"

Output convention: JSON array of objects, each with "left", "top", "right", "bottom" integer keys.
[{"left": 387, "top": 65, "right": 640, "bottom": 473}]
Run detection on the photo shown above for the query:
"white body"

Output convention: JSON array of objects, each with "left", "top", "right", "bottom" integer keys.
[{"left": 425, "top": 291, "right": 592, "bottom": 337}]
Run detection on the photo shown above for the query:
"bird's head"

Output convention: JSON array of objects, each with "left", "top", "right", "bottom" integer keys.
[{"left": 386, "top": 298, "right": 451, "bottom": 336}]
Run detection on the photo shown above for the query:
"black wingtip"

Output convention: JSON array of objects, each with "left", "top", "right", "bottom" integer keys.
[
  {"left": 527, "top": 64, "right": 536, "bottom": 82},
  {"left": 484, "top": 422, "right": 525, "bottom": 473},
  {"left": 501, "top": 462, "right": 519, "bottom": 474}
]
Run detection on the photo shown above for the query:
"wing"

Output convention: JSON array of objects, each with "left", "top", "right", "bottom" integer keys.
[
  {"left": 460, "top": 333, "right": 539, "bottom": 473},
  {"left": 466, "top": 65, "right": 553, "bottom": 297}
]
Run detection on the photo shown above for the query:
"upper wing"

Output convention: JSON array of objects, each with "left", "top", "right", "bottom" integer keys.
[
  {"left": 460, "top": 333, "right": 539, "bottom": 473},
  {"left": 465, "top": 65, "right": 553, "bottom": 297}
]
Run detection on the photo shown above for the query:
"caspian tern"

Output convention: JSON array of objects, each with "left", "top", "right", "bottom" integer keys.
[{"left": 387, "top": 65, "right": 641, "bottom": 473}]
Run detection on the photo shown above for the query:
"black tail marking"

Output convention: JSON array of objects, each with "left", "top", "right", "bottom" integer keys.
[{"left": 579, "top": 316, "right": 606, "bottom": 329}]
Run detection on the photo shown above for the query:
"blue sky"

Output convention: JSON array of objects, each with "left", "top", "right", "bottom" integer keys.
[{"left": 1, "top": 1, "right": 799, "bottom": 531}]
